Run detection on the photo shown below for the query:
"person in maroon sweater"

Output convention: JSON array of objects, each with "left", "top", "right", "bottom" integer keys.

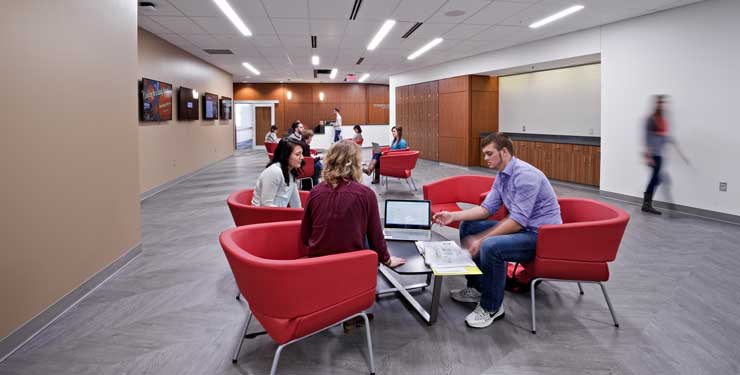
[{"left": 300, "top": 140, "right": 405, "bottom": 268}]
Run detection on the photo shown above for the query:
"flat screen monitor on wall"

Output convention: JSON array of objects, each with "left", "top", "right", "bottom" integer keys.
[
  {"left": 178, "top": 86, "right": 199, "bottom": 121},
  {"left": 203, "top": 92, "right": 218, "bottom": 120},
  {"left": 219, "top": 97, "right": 232, "bottom": 120},
  {"left": 140, "top": 78, "right": 173, "bottom": 122}
]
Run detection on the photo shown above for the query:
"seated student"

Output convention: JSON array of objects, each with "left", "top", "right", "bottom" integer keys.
[
  {"left": 300, "top": 140, "right": 405, "bottom": 268},
  {"left": 252, "top": 138, "right": 304, "bottom": 208},
  {"left": 363, "top": 126, "right": 407, "bottom": 184},
  {"left": 298, "top": 129, "right": 323, "bottom": 190},
  {"left": 433, "top": 133, "right": 562, "bottom": 329},
  {"left": 352, "top": 125, "right": 363, "bottom": 144},
  {"left": 264, "top": 125, "right": 279, "bottom": 144},
  {"left": 288, "top": 120, "right": 303, "bottom": 142}
]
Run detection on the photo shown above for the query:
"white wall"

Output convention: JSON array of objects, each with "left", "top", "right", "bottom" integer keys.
[
  {"left": 297, "top": 125, "right": 392, "bottom": 151},
  {"left": 390, "top": 0, "right": 739, "bottom": 216},
  {"left": 500, "top": 64, "right": 601, "bottom": 136}
]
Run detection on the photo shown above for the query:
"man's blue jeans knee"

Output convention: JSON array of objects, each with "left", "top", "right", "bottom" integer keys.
[{"left": 459, "top": 219, "right": 537, "bottom": 311}]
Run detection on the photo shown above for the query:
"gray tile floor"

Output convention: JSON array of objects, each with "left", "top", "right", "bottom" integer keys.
[{"left": 2, "top": 149, "right": 740, "bottom": 375}]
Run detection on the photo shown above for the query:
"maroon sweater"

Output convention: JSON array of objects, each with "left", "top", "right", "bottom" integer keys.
[{"left": 300, "top": 180, "right": 390, "bottom": 264}]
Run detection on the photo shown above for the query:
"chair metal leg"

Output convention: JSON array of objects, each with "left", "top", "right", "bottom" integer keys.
[
  {"left": 232, "top": 313, "right": 252, "bottom": 363},
  {"left": 361, "top": 312, "right": 376, "bottom": 375},
  {"left": 410, "top": 177, "right": 417, "bottom": 191},
  {"left": 599, "top": 282, "right": 620, "bottom": 327},
  {"left": 405, "top": 178, "right": 413, "bottom": 191},
  {"left": 236, "top": 293, "right": 241, "bottom": 300},
  {"left": 577, "top": 282, "right": 584, "bottom": 295},
  {"left": 269, "top": 344, "right": 286, "bottom": 375},
  {"left": 530, "top": 278, "right": 539, "bottom": 334}
]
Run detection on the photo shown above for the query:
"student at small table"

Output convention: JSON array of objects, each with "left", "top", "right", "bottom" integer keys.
[
  {"left": 252, "top": 138, "right": 304, "bottom": 208},
  {"left": 363, "top": 126, "right": 407, "bottom": 184}
]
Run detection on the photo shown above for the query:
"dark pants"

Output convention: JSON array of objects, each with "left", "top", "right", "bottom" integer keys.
[
  {"left": 334, "top": 129, "right": 342, "bottom": 142},
  {"left": 645, "top": 155, "right": 662, "bottom": 195},
  {"left": 460, "top": 220, "right": 538, "bottom": 311}
]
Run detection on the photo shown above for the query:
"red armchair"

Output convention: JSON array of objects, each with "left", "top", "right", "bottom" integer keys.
[
  {"left": 526, "top": 198, "right": 630, "bottom": 333},
  {"left": 379, "top": 150, "right": 420, "bottom": 191},
  {"left": 226, "top": 188, "right": 309, "bottom": 227},
  {"left": 423, "top": 175, "right": 507, "bottom": 228},
  {"left": 296, "top": 156, "right": 315, "bottom": 189},
  {"left": 265, "top": 142, "right": 278, "bottom": 153},
  {"left": 220, "top": 221, "right": 377, "bottom": 374},
  {"left": 380, "top": 146, "right": 409, "bottom": 154}
]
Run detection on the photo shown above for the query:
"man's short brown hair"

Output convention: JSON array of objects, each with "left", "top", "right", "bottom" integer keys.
[{"left": 481, "top": 132, "right": 515, "bottom": 156}]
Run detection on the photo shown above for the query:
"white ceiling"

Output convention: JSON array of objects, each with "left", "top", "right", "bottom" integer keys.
[{"left": 138, "top": 0, "right": 702, "bottom": 84}]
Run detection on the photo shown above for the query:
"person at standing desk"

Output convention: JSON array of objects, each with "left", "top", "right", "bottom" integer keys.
[
  {"left": 433, "top": 133, "right": 561, "bottom": 329},
  {"left": 332, "top": 108, "right": 342, "bottom": 143},
  {"left": 252, "top": 138, "right": 304, "bottom": 208},
  {"left": 300, "top": 140, "right": 405, "bottom": 268}
]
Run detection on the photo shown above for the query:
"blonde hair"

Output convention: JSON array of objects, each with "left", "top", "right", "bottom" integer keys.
[{"left": 322, "top": 140, "right": 362, "bottom": 188}]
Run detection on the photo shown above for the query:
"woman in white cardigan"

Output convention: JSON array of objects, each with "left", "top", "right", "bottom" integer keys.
[{"left": 252, "top": 138, "right": 304, "bottom": 207}]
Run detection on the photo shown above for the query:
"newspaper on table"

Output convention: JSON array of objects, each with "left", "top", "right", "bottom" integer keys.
[{"left": 415, "top": 241, "right": 482, "bottom": 275}]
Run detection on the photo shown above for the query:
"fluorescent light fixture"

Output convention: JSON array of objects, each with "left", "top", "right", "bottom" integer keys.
[
  {"left": 358, "top": 73, "right": 369, "bottom": 83},
  {"left": 330, "top": 68, "right": 338, "bottom": 79},
  {"left": 312, "top": 55, "right": 320, "bottom": 65},
  {"left": 242, "top": 62, "right": 260, "bottom": 75},
  {"left": 192, "top": 89, "right": 198, "bottom": 98},
  {"left": 319, "top": 92, "right": 325, "bottom": 101},
  {"left": 367, "top": 20, "right": 396, "bottom": 51},
  {"left": 529, "top": 5, "right": 584, "bottom": 29},
  {"left": 287, "top": 90, "right": 292, "bottom": 100},
  {"left": 212, "top": 0, "right": 252, "bottom": 36},
  {"left": 407, "top": 38, "right": 443, "bottom": 60}
]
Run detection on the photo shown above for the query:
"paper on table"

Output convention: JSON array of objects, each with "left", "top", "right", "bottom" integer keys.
[
  {"left": 415, "top": 241, "right": 476, "bottom": 268},
  {"left": 431, "top": 265, "right": 482, "bottom": 276}
]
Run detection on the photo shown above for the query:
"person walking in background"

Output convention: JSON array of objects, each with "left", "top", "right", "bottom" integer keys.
[
  {"left": 264, "top": 125, "right": 279, "bottom": 144},
  {"left": 642, "top": 95, "right": 670, "bottom": 215},
  {"left": 332, "top": 108, "right": 342, "bottom": 143}
]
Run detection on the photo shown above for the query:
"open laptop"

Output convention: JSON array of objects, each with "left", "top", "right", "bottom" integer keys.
[
  {"left": 383, "top": 199, "right": 432, "bottom": 241},
  {"left": 371, "top": 142, "right": 381, "bottom": 155}
]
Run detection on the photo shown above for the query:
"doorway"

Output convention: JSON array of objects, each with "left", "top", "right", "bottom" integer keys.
[
  {"left": 234, "top": 103, "right": 255, "bottom": 150},
  {"left": 234, "top": 100, "right": 278, "bottom": 150},
  {"left": 255, "top": 107, "right": 271, "bottom": 146}
]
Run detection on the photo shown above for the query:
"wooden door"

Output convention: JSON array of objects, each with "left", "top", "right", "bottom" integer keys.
[{"left": 255, "top": 107, "right": 271, "bottom": 146}]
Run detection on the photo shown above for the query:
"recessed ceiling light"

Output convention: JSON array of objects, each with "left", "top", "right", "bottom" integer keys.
[
  {"left": 311, "top": 55, "right": 320, "bottom": 65},
  {"left": 242, "top": 62, "right": 260, "bottom": 75},
  {"left": 529, "top": 5, "right": 584, "bottom": 29},
  {"left": 330, "top": 68, "right": 338, "bottom": 79},
  {"left": 358, "top": 73, "right": 370, "bottom": 82},
  {"left": 407, "top": 38, "right": 443, "bottom": 60},
  {"left": 212, "top": 0, "right": 252, "bottom": 36},
  {"left": 367, "top": 20, "right": 396, "bottom": 51}
]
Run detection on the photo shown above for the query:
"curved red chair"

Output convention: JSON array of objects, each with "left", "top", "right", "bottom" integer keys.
[
  {"left": 422, "top": 175, "right": 508, "bottom": 229},
  {"left": 267, "top": 152, "right": 274, "bottom": 161},
  {"left": 220, "top": 221, "right": 377, "bottom": 374},
  {"left": 309, "top": 149, "right": 317, "bottom": 156},
  {"left": 379, "top": 150, "right": 420, "bottom": 191},
  {"left": 296, "top": 156, "right": 315, "bottom": 189},
  {"left": 526, "top": 198, "right": 630, "bottom": 333},
  {"left": 354, "top": 138, "right": 363, "bottom": 146},
  {"left": 265, "top": 142, "right": 278, "bottom": 153},
  {"left": 380, "top": 146, "right": 409, "bottom": 154},
  {"left": 226, "top": 189, "right": 309, "bottom": 227}
]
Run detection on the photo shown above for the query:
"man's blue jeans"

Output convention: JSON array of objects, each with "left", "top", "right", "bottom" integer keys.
[
  {"left": 334, "top": 129, "right": 342, "bottom": 142},
  {"left": 459, "top": 220, "right": 538, "bottom": 311}
]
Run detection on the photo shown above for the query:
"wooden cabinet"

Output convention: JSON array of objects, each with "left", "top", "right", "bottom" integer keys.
[{"left": 503, "top": 139, "right": 600, "bottom": 187}]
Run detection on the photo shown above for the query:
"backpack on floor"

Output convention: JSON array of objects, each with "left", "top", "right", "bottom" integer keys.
[{"left": 505, "top": 262, "right": 534, "bottom": 293}]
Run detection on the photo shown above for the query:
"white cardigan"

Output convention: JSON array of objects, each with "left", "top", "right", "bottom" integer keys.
[{"left": 252, "top": 163, "right": 301, "bottom": 208}]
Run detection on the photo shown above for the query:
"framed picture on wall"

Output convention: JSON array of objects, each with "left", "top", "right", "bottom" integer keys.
[{"left": 219, "top": 96, "right": 232, "bottom": 121}]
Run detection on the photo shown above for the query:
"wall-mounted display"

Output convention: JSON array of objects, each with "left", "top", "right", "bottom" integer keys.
[
  {"left": 178, "top": 86, "right": 199, "bottom": 121},
  {"left": 140, "top": 78, "right": 172, "bottom": 122},
  {"left": 219, "top": 97, "right": 232, "bottom": 120},
  {"left": 203, "top": 92, "right": 218, "bottom": 120}
]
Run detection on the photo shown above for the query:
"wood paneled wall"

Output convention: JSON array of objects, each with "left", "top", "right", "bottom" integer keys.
[
  {"left": 234, "top": 83, "right": 389, "bottom": 140},
  {"left": 395, "top": 75, "right": 499, "bottom": 165},
  {"left": 496, "top": 140, "right": 601, "bottom": 186}
]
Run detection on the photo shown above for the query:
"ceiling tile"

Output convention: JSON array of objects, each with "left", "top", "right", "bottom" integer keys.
[
  {"left": 149, "top": 16, "right": 207, "bottom": 33},
  {"left": 392, "top": 0, "right": 447, "bottom": 22},
  {"left": 137, "top": 0, "right": 184, "bottom": 16},
  {"left": 181, "top": 34, "right": 223, "bottom": 49},
  {"left": 138, "top": 15, "right": 173, "bottom": 34},
  {"left": 257, "top": 47, "right": 288, "bottom": 57},
  {"left": 355, "top": 0, "right": 401, "bottom": 21},
  {"left": 272, "top": 18, "right": 311, "bottom": 35},
  {"left": 281, "top": 35, "right": 311, "bottom": 48},
  {"left": 264, "top": 0, "right": 309, "bottom": 18},
  {"left": 251, "top": 35, "right": 283, "bottom": 48},
  {"left": 167, "top": 0, "right": 221, "bottom": 17},
  {"left": 402, "top": 23, "right": 455, "bottom": 42},
  {"left": 443, "top": 24, "right": 489, "bottom": 40},
  {"left": 156, "top": 33, "right": 196, "bottom": 49},
  {"left": 470, "top": 25, "right": 526, "bottom": 41},
  {"left": 308, "top": 0, "right": 353, "bottom": 19},
  {"left": 426, "top": 0, "right": 492, "bottom": 24},
  {"left": 310, "top": 19, "right": 349, "bottom": 36},
  {"left": 191, "top": 17, "right": 239, "bottom": 34},
  {"left": 240, "top": 17, "right": 277, "bottom": 35},
  {"left": 463, "top": 1, "right": 532, "bottom": 25}
]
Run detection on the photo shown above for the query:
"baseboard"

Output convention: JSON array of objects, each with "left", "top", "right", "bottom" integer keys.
[
  {"left": 140, "top": 155, "right": 231, "bottom": 201},
  {"left": 599, "top": 190, "right": 740, "bottom": 225},
  {"left": 0, "top": 243, "right": 143, "bottom": 363}
]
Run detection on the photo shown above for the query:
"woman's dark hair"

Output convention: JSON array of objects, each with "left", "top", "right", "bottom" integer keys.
[
  {"left": 290, "top": 121, "right": 301, "bottom": 132},
  {"left": 267, "top": 138, "right": 303, "bottom": 185},
  {"left": 270, "top": 125, "right": 278, "bottom": 132},
  {"left": 392, "top": 126, "right": 403, "bottom": 145},
  {"left": 353, "top": 125, "right": 362, "bottom": 133}
]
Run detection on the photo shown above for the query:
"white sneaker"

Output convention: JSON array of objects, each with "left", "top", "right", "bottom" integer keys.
[
  {"left": 450, "top": 287, "right": 482, "bottom": 303},
  {"left": 465, "top": 303, "right": 505, "bottom": 328}
]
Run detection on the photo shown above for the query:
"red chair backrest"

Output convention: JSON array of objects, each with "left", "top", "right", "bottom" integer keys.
[
  {"left": 423, "top": 175, "right": 495, "bottom": 206},
  {"left": 379, "top": 151, "right": 419, "bottom": 174},
  {"left": 267, "top": 152, "right": 274, "bottom": 161},
  {"left": 309, "top": 149, "right": 317, "bottom": 156},
  {"left": 265, "top": 142, "right": 278, "bottom": 153},
  {"left": 354, "top": 138, "right": 363, "bottom": 145},
  {"left": 226, "top": 188, "right": 309, "bottom": 226},
  {"left": 296, "top": 157, "right": 314, "bottom": 179}
]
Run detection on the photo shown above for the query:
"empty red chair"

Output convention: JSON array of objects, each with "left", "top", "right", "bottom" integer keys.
[
  {"left": 226, "top": 188, "right": 309, "bottom": 227},
  {"left": 423, "top": 175, "right": 508, "bottom": 229},
  {"left": 265, "top": 142, "right": 278, "bottom": 153},
  {"left": 220, "top": 221, "right": 377, "bottom": 374},
  {"left": 295, "top": 156, "right": 315, "bottom": 188},
  {"left": 525, "top": 198, "right": 630, "bottom": 333},
  {"left": 379, "top": 150, "right": 420, "bottom": 191}
]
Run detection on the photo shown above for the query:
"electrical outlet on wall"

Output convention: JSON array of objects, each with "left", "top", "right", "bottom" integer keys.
[
  {"left": 522, "top": 125, "right": 526, "bottom": 132},
  {"left": 719, "top": 182, "right": 727, "bottom": 192}
]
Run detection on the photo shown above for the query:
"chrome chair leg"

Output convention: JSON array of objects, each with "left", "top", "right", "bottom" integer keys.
[
  {"left": 577, "top": 282, "right": 584, "bottom": 295},
  {"left": 270, "top": 344, "right": 286, "bottom": 375},
  {"left": 232, "top": 313, "right": 252, "bottom": 363},
  {"left": 530, "top": 278, "right": 540, "bottom": 334},
  {"left": 599, "top": 282, "right": 620, "bottom": 327},
  {"left": 361, "top": 312, "right": 376, "bottom": 375},
  {"left": 410, "top": 177, "right": 417, "bottom": 191}
]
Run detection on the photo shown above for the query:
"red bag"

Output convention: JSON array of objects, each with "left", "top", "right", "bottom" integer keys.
[{"left": 505, "top": 262, "right": 534, "bottom": 293}]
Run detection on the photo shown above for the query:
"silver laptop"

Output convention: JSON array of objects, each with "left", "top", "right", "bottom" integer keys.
[{"left": 383, "top": 199, "right": 432, "bottom": 241}]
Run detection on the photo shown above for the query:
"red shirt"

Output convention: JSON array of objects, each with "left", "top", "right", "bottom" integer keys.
[{"left": 300, "top": 180, "right": 390, "bottom": 264}]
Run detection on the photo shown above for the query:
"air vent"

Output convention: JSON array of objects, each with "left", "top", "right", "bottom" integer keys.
[
  {"left": 313, "top": 69, "right": 332, "bottom": 78},
  {"left": 402, "top": 22, "right": 423, "bottom": 38},
  {"left": 355, "top": 57, "right": 364, "bottom": 65},
  {"left": 349, "top": 0, "right": 363, "bottom": 20},
  {"left": 203, "top": 49, "right": 234, "bottom": 55},
  {"left": 311, "top": 35, "right": 317, "bottom": 48}
]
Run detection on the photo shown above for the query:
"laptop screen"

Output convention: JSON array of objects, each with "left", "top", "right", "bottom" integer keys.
[{"left": 384, "top": 200, "right": 431, "bottom": 230}]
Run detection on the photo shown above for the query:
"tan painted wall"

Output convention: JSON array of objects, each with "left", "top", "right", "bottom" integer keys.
[
  {"left": 0, "top": 1, "right": 141, "bottom": 338},
  {"left": 137, "top": 29, "right": 234, "bottom": 193}
]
